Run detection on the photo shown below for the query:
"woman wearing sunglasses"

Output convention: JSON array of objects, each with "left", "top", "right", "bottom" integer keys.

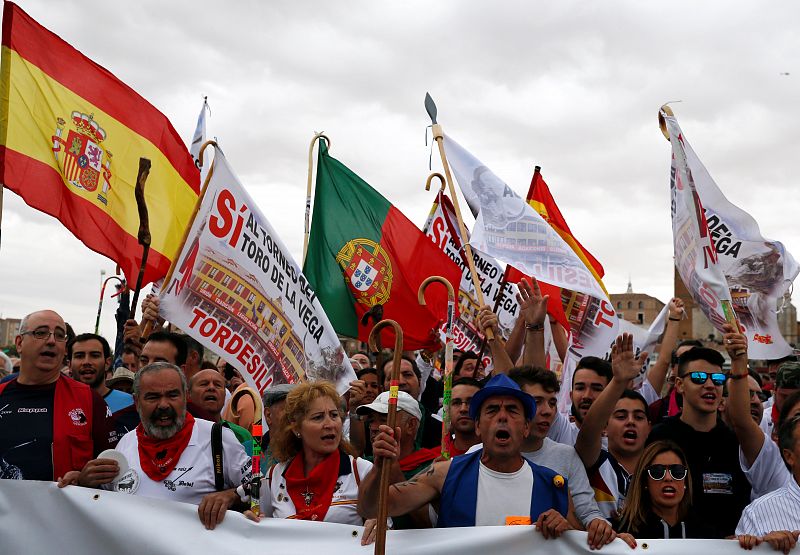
[{"left": 616, "top": 441, "right": 714, "bottom": 539}]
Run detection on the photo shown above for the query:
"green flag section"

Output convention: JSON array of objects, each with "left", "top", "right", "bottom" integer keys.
[{"left": 304, "top": 143, "right": 462, "bottom": 351}]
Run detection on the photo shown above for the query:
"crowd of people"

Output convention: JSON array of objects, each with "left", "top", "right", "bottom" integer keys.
[{"left": 2, "top": 279, "right": 800, "bottom": 553}]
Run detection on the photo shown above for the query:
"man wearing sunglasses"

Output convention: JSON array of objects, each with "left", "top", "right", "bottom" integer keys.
[
  {"left": 0, "top": 310, "right": 116, "bottom": 482},
  {"left": 647, "top": 347, "right": 751, "bottom": 538}
]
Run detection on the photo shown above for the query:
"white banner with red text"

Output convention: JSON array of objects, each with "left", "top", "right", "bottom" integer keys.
[
  {"left": 159, "top": 150, "right": 355, "bottom": 395},
  {"left": 663, "top": 111, "right": 799, "bottom": 359},
  {"left": 0, "top": 481, "right": 768, "bottom": 554}
]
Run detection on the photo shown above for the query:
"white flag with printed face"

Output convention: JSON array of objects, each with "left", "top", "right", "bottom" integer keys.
[
  {"left": 159, "top": 150, "right": 356, "bottom": 395},
  {"left": 663, "top": 110, "right": 799, "bottom": 359}
]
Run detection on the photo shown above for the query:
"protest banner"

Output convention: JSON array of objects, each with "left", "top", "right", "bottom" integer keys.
[
  {"left": 442, "top": 134, "right": 620, "bottom": 411},
  {"left": 422, "top": 189, "right": 518, "bottom": 365},
  {"left": 661, "top": 108, "right": 799, "bottom": 358},
  {"left": 159, "top": 149, "right": 355, "bottom": 395},
  {"left": 0, "top": 481, "right": 765, "bottom": 555}
]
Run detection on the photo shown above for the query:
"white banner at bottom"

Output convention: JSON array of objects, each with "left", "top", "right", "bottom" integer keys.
[{"left": 0, "top": 481, "right": 768, "bottom": 554}]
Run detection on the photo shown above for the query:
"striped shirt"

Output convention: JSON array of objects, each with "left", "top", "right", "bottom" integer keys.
[{"left": 736, "top": 476, "right": 800, "bottom": 536}]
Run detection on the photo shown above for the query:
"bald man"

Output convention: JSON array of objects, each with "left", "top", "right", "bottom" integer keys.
[{"left": 0, "top": 310, "right": 116, "bottom": 481}]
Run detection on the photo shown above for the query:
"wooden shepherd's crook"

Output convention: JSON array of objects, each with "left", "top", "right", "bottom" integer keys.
[
  {"left": 368, "top": 319, "right": 403, "bottom": 555},
  {"left": 425, "top": 93, "right": 493, "bottom": 340},
  {"left": 418, "top": 276, "right": 456, "bottom": 459},
  {"left": 303, "top": 132, "right": 330, "bottom": 265},
  {"left": 129, "top": 158, "right": 152, "bottom": 321},
  {"left": 425, "top": 172, "right": 446, "bottom": 194},
  {"left": 141, "top": 141, "right": 218, "bottom": 340}
]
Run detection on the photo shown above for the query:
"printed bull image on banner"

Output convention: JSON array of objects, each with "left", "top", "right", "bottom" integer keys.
[{"left": 159, "top": 150, "right": 356, "bottom": 395}]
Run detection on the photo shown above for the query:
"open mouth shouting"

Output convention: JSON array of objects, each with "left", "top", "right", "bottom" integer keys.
[
  {"left": 622, "top": 429, "right": 638, "bottom": 445},
  {"left": 700, "top": 392, "right": 718, "bottom": 405},
  {"left": 661, "top": 485, "right": 678, "bottom": 499},
  {"left": 320, "top": 433, "right": 338, "bottom": 443},
  {"left": 494, "top": 428, "right": 512, "bottom": 446}
]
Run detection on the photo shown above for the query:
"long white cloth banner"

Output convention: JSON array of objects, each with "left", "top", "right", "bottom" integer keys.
[
  {"left": 0, "top": 481, "right": 770, "bottom": 554},
  {"left": 159, "top": 150, "right": 355, "bottom": 395}
]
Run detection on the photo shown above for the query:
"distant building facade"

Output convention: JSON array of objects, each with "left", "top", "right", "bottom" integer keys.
[
  {"left": 610, "top": 280, "right": 665, "bottom": 326},
  {"left": 0, "top": 318, "right": 21, "bottom": 347}
]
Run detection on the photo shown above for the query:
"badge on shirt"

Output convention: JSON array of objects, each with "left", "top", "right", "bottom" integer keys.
[
  {"left": 114, "top": 469, "right": 140, "bottom": 495},
  {"left": 702, "top": 472, "right": 733, "bottom": 495},
  {"left": 505, "top": 516, "right": 532, "bottom": 526}
]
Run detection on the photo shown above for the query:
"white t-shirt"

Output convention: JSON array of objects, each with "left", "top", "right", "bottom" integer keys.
[
  {"left": 475, "top": 461, "right": 533, "bottom": 526},
  {"left": 548, "top": 411, "right": 608, "bottom": 449},
  {"left": 261, "top": 455, "right": 373, "bottom": 525},
  {"left": 106, "top": 418, "right": 251, "bottom": 505},
  {"left": 638, "top": 380, "right": 660, "bottom": 406},
  {"left": 760, "top": 409, "right": 774, "bottom": 437},
  {"left": 739, "top": 430, "right": 791, "bottom": 500}
]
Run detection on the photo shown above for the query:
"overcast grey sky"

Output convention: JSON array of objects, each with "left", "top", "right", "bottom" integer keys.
[{"left": 1, "top": 0, "right": 799, "bottom": 343}]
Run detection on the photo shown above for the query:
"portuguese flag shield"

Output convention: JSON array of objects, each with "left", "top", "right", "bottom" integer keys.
[{"left": 304, "top": 143, "right": 461, "bottom": 351}]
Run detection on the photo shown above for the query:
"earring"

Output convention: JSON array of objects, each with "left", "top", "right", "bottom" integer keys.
[{"left": 295, "top": 432, "right": 301, "bottom": 438}]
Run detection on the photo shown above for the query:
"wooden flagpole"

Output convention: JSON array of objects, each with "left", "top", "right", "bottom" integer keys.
[
  {"left": 303, "top": 132, "right": 330, "bottom": 265},
  {"left": 368, "top": 320, "right": 404, "bottom": 555},
  {"left": 141, "top": 140, "right": 218, "bottom": 339},
  {"left": 425, "top": 93, "right": 493, "bottom": 340}
]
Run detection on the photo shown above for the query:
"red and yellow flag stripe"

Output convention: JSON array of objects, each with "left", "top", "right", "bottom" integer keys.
[{"left": 0, "top": 3, "right": 199, "bottom": 285}]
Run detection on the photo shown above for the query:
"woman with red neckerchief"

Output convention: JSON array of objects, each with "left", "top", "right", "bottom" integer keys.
[{"left": 245, "top": 381, "right": 378, "bottom": 545}]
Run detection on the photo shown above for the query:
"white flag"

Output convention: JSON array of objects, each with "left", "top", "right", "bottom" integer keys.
[
  {"left": 189, "top": 97, "right": 210, "bottom": 185},
  {"left": 663, "top": 110, "right": 799, "bottom": 359},
  {"left": 159, "top": 150, "right": 356, "bottom": 395},
  {"left": 442, "top": 134, "right": 621, "bottom": 409}
]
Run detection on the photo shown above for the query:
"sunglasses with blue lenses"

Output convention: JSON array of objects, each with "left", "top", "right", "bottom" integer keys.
[
  {"left": 647, "top": 464, "right": 688, "bottom": 481},
  {"left": 682, "top": 371, "right": 727, "bottom": 386}
]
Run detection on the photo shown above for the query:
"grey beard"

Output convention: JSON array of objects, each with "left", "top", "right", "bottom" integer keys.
[{"left": 140, "top": 409, "right": 186, "bottom": 440}]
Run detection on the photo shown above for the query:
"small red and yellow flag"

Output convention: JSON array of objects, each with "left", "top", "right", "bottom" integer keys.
[
  {"left": 526, "top": 167, "right": 607, "bottom": 295},
  {"left": 0, "top": 2, "right": 199, "bottom": 286}
]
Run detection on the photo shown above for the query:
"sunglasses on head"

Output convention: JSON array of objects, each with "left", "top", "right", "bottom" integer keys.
[
  {"left": 682, "top": 371, "right": 727, "bottom": 386},
  {"left": 647, "top": 464, "right": 688, "bottom": 481}
]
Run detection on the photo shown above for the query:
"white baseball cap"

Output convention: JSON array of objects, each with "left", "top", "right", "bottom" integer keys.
[{"left": 356, "top": 390, "right": 422, "bottom": 420}]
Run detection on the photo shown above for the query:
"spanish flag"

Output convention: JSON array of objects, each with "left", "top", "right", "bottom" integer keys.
[
  {"left": 0, "top": 3, "right": 199, "bottom": 286},
  {"left": 526, "top": 166, "right": 607, "bottom": 294}
]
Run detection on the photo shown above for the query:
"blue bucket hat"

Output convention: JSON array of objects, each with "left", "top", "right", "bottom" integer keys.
[{"left": 469, "top": 374, "right": 536, "bottom": 420}]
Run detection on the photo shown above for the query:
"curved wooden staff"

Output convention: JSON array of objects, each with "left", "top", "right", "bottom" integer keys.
[
  {"left": 141, "top": 140, "right": 219, "bottom": 340},
  {"left": 368, "top": 319, "right": 403, "bottom": 555},
  {"left": 425, "top": 172, "right": 446, "bottom": 193},
  {"left": 129, "top": 157, "right": 152, "bottom": 320},
  {"left": 418, "top": 276, "right": 455, "bottom": 459},
  {"left": 303, "top": 132, "right": 330, "bottom": 265},
  {"left": 424, "top": 93, "right": 493, "bottom": 340},
  {"left": 94, "top": 274, "right": 124, "bottom": 334}
]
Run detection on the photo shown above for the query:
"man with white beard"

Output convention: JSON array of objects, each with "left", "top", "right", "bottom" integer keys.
[{"left": 61, "top": 362, "right": 251, "bottom": 530}]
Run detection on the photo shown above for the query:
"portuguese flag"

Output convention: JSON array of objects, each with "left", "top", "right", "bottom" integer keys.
[
  {"left": 0, "top": 3, "right": 199, "bottom": 287},
  {"left": 304, "top": 143, "right": 461, "bottom": 351}
]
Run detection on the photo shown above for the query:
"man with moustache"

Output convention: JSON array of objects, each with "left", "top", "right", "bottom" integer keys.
[
  {"left": 63, "top": 362, "right": 251, "bottom": 530},
  {"left": 359, "top": 374, "right": 588, "bottom": 543},
  {"left": 575, "top": 334, "right": 652, "bottom": 520},
  {"left": 0, "top": 310, "right": 116, "bottom": 482},
  {"left": 69, "top": 333, "right": 132, "bottom": 413}
]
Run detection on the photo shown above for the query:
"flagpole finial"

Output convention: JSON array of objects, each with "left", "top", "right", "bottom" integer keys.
[
  {"left": 658, "top": 104, "right": 675, "bottom": 141},
  {"left": 424, "top": 92, "right": 438, "bottom": 124}
]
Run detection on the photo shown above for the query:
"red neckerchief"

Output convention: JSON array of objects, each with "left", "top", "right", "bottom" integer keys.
[
  {"left": 285, "top": 450, "right": 340, "bottom": 521},
  {"left": 772, "top": 404, "right": 779, "bottom": 426},
  {"left": 136, "top": 413, "right": 195, "bottom": 481},
  {"left": 444, "top": 434, "right": 468, "bottom": 458},
  {"left": 399, "top": 447, "right": 441, "bottom": 471}
]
